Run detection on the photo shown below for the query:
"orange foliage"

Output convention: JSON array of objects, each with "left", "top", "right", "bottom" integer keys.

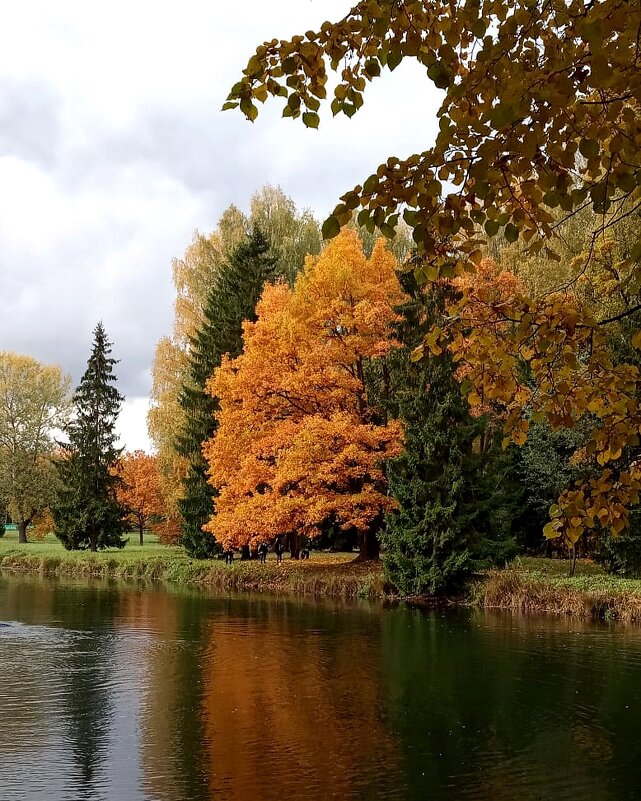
[
  {"left": 203, "top": 230, "right": 406, "bottom": 552},
  {"left": 115, "top": 451, "right": 166, "bottom": 542},
  {"left": 29, "top": 507, "right": 55, "bottom": 541}
]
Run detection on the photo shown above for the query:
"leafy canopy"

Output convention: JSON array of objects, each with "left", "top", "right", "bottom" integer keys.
[
  {"left": 0, "top": 352, "right": 70, "bottom": 539},
  {"left": 227, "top": 1, "right": 641, "bottom": 550},
  {"left": 203, "top": 230, "right": 405, "bottom": 553}
]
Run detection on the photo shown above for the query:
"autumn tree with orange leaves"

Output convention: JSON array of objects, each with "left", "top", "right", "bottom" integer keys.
[
  {"left": 226, "top": 2, "right": 641, "bottom": 563},
  {"left": 115, "top": 451, "right": 165, "bottom": 545},
  {"left": 203, "top": 230, "right": 406, "bottom": 560}
]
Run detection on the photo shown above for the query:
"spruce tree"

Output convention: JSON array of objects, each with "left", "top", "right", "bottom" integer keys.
[
  {"left": 53, "top": 323, "right": 127, "bottom": 551},
  {"left": 177, "top": 227, "right": 277, "bottom": 558},
  {"left": 380, "top": 277, "right": 515, "bottom": 595}
]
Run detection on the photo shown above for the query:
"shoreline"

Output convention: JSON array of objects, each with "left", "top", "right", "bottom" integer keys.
[
  {"left": 0, "top": 548, "right": 388, "bottom": 600},
  {"left": 470, "top": 567, "right": 641, "bottom": 624},
  {"left": 4, "top": 546, "right": 641, "bottom": 623}
]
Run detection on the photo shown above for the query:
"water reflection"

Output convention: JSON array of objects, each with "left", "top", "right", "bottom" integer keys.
[
  {"left": 1, "top": 575, "right": 641, "bottom": 801},
  {"left": 200, "top": 597, "right": 401, "bottom": 801}
]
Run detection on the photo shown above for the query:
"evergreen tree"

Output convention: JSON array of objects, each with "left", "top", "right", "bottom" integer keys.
[
  {"left": 177, "top": 227, "right": 277, "bottom": 558},
  {"left": 380, "top": 276, "right": 515, "bottom": 596},
  {"left": 53, "top": 323, "right": 127, "bottom": 551}
]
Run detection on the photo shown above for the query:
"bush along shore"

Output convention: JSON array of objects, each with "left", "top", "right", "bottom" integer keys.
[{"left": 5, "top": 537, "right": 641, "bottom": 621}]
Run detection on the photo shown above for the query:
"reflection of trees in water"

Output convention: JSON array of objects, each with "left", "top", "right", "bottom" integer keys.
[
  {"left": 133, "top": 590, "right": 212, "bottom": 801},
  {"left": 50, "top": 582, "right": 119, "bottom": 799},
  {"left": 5, "top": 577, "right": 641, "bottom": 801},
  {"left": 379, "top": 608, "right": 641, "bottom": 801},
  {"left": 200, "top": 596, "right": 401, "bottom": 801},
  {"left": 0, "top": 578, "right": 51, "bottom": 756}
]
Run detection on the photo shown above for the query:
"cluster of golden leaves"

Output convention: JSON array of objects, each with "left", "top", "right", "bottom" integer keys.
[
  {"left": 203, "top": 230, "right": 405, "bottom": 550},
  {"left": 439, "top": 258, "right": 641, "bottom": 547},
  {"left": 228, "top": 2, "right": 641, "bottom": 549},
  {"left": 228, "top": 1, "right": 641, "bottom": 269}
]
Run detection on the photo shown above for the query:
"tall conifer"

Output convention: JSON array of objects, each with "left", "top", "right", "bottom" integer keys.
[
  {"left": 53, "top": 323, "right": 127, "bottom": 551},
  {"left": 381, "top": 277, "right": 514, "bottom": 595},
  {"left": 177, "top": 227, "right": 277, "bottom": 557}
]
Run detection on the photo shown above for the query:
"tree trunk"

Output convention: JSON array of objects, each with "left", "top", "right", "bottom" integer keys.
[
  {"left": 90, "top": 523, "right": 97, "bottom": 553},
  {"left": 289, "top": 533, "right": 301, "bottom": 559},
  {"left": 17, "top": 520, "right": 28, "bottom": 544},
  {"left": 240, "top": 544, "right": 251, "bottom": 560},
  {"left": 569, "top": 545, "right": 577, "bottom": 576},
  {"left": 139, "top": 523, "right": 144, "bottom": 547},
  {"left": 357, "top": 528, "right": 380, "bottom": 561}
]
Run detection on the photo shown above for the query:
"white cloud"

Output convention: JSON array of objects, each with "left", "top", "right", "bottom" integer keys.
[
  {"left": 0, "top": 1, "right": 441, "bottom": 450},
  {"left": 116, "top": 397, "right": 153, "bottom": 453}
]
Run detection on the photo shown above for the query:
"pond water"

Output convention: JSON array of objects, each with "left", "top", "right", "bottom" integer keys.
[{"left": 1, "top": 574, "right": 641, "bottom": 801}]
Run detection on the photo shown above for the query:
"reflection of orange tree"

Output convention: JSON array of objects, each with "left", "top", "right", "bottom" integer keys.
[
  {"left": 204, "top": 230, "right": 406, "bottom": 560},
  {"left": 200, "top": 598, "right": 400, "bottom": 801}
]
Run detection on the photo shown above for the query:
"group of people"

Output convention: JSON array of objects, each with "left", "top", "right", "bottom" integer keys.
[{"left": 223, "top": 536, "right": 310, "bottom": 564}]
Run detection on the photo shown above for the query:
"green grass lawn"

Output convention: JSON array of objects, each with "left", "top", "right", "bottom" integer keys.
[
  {"left": 507, "top": 555, "right": 641, "bottom": 595},
  {"left": 0, "top": 527, "right": 178, "bottom": 560}
]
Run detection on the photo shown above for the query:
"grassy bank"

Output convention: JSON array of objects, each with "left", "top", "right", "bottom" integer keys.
[
  {"left": 0, "top": 531, "right": 386, "bottom": 599},
  {"left": 472, "top": 557, "right": 641, "bottom": 623},
  {"left": 6, "top": 533, "right": 641, "bottom": 618}
]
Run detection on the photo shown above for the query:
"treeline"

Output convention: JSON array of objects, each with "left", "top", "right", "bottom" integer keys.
[
  {"left": 146, "top": 185, "right": 641, "bottom": 593},
  {"left": 0, "top": 326, "right": 166, "bottom": 551},
  {"left": 5, "top": 185, "right": 640, "bottom": 594}
]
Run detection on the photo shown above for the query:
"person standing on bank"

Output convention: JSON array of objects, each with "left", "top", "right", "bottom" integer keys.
[
  {"left": 274, "top": 536, "right": 284, "bottom": 564},
  {"left": 258, "top": 541, "right": 268, "bottom": 564}
]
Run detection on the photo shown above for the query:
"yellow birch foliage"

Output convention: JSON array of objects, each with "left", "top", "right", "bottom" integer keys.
[{"left": 203, "top": 230, "right": 406, "bottom": 550}]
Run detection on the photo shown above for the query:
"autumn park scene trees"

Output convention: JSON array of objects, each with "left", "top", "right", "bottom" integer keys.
[
  {"left": 6, "top": 3, "right": 641, "bottom": 797},
  {"left": 3, "top": 0, "right": 641, "bottom": 600}
]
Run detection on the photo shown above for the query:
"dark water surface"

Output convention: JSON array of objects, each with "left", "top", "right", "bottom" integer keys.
[{"left": 1, "top": 575, "right": 641, "bottom": 801}]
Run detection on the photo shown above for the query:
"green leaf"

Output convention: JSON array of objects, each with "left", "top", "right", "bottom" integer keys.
[
  {"left": 357, "top": 209, "right": 370, "bottom": 227},
  {"left": 322, "top": 215, "right": 341, "bottom": 240},
  {"left": 504, "top": 223, "right": 519, "bottom": 243},
  {"left": 579, "top": 137, "right": 599, "bottom": 159},
  {"left": 363, "top": 174, "right": 378, "bottom": 194},
  {"left": 282, "top": 56, "right": 297, "bottom": 74},
  {"left": 240, "top": 98, "right": 258, "bottom": 122},
  {"left": 365, "top": 59, "right": 381, "bottom": 77},
  {"left": 484, "top": 219, "right": 500, "bottom": 236},
  {"left": 302, "top": 111, "right": 320, "bottom": 129},
  {"left": 388, "top": 48, "right": 402, "bottom": 71},
  {"left": 427, "top": 62, "right": 452, "bottom": 90},
  {"left": 490, "top": 103, "right": 513, "bottom": 128},
  {"left": 471, "top": 19, "right": 486, "bottom": 38},
  {"left": 403, "top": 209, "right": 419, "bottom": 226}
]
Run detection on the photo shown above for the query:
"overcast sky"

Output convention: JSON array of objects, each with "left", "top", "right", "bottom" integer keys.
[{"left": 0, "top": 1, "right": 441, "bottom": 451}]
